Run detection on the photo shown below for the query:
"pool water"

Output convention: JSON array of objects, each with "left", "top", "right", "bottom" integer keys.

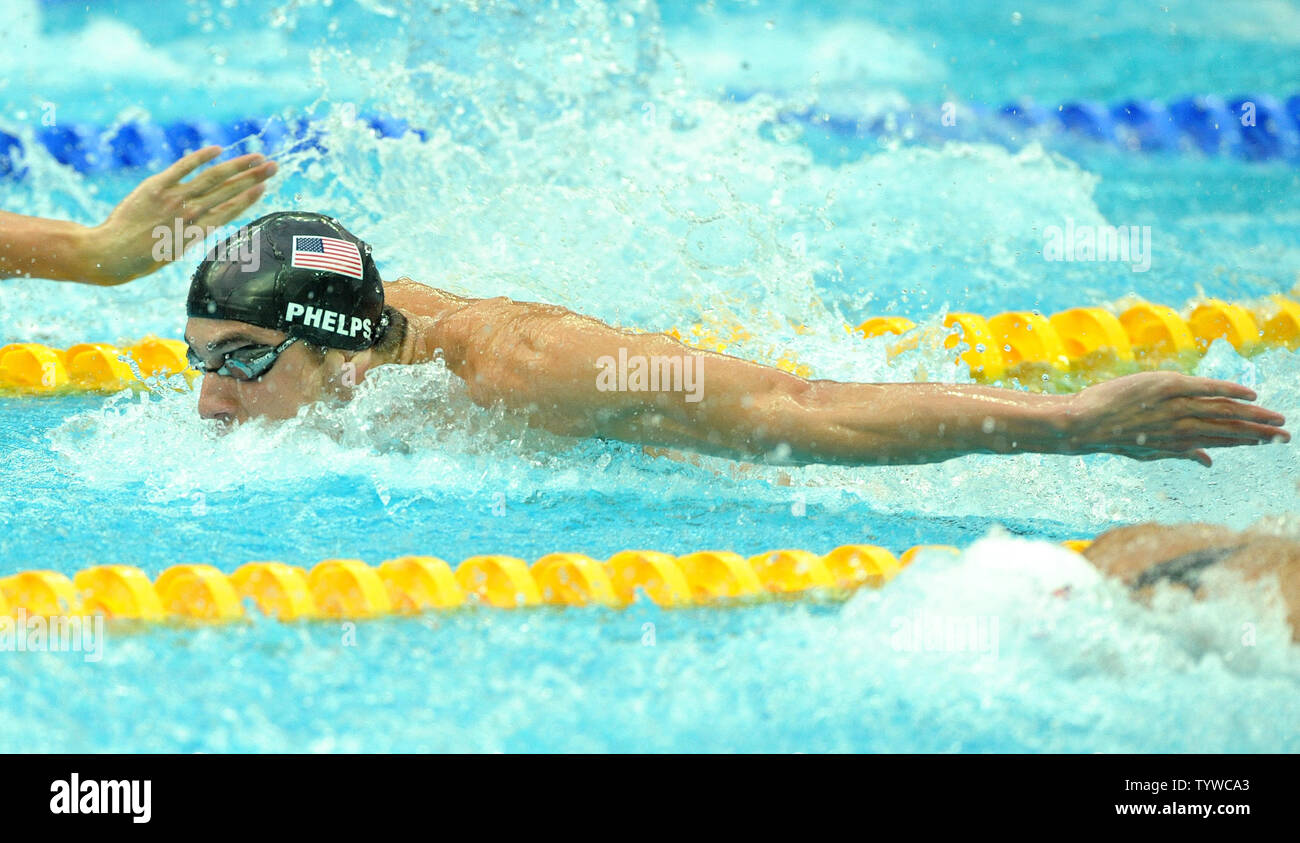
[{"left": 1, "top": 0, "right": 1298, "bottom": 752}]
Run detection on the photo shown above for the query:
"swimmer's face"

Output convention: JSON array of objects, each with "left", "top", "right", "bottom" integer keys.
[{"left": 185, "top": 317, "right": 341, "bottom": 424}]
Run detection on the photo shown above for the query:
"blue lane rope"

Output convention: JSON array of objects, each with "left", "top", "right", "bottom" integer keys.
[
  {"left": 1004, "top": 94, "right": 1300, "bottom": 159},
  {"left": 759, "top": 92, "right": 1300, "bottom": 162},
  {"left": 0, "top": 114, "right": 425, "bottom": 180},
  {"left": 1, "top": 93, "right": 1298, "bottom": 179}
]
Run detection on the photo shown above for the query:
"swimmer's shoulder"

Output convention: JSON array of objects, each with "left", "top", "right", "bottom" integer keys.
[
  {"left": 383, "top": 276, "right": 468, "bottom": 315},
  {"left": 384, "top": 275, "right": 525, "bottom": 328},
  {"left": 383, "top": 276, "right": 499, "bottom": 366}
]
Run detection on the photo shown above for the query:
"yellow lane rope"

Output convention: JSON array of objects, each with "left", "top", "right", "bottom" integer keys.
[{"left": 0, "top": 540, "right": 1096, "bottom": 622}]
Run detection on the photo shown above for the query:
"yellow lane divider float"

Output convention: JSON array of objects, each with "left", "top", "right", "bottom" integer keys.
[
  {"left": 0, "top": 540, "right": 1093, "bottom": 622},
  {"left": 854, "top": 295, "right": 1300, "bottom": 388},
  {"left": 0, "top": 337, "right": 192, "bottom": 394}
]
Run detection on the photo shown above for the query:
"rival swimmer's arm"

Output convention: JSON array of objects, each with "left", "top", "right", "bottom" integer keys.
[
  {"left": 434, "top": 297, "right": 1289, "bottom": 467},
  {"left": 0, "top": 146, "right": 275, "bottom": 285}
]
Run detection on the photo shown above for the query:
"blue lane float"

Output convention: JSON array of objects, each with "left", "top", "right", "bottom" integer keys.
[
  {"left": 2, "top": 93, "right": 1299, "bottom": 178},
  {"left": 0, "top": 131, "right": 24, "bottom": 179},
  {"left": 794, "top": 92, "right": 1300, "bottom": 162},
  {"left": 1110, "top": 99, "right": 1180, "bottom": 151},
  {"left": 0, "top": 113, "right": 406, "bottom": 179}
]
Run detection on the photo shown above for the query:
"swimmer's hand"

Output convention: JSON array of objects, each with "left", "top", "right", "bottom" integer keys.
[
  {"left": 80, "top": 146, "right": 277, "bottom": 285},
  {"left": 1062, "top": 372, "right": 1289, "bottom": 466}
]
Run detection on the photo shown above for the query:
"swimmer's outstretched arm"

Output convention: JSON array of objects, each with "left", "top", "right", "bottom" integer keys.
[
  {"left": 433, "top": 298, "right": 1289, "bottom": 467},
  {"left": 0, "top": 146, "right": 275, "bottom": 285}
]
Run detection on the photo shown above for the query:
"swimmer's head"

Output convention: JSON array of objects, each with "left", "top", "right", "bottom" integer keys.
[{"left": 185, "top": 211, "right": 398, "bottom": 423}]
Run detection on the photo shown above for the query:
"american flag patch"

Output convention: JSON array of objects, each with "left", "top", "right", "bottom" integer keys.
[{"left": 291, "top": 235, "right": 364, "bottom": 280}]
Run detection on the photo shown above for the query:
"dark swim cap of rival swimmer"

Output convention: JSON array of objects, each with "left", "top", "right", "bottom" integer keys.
[{"left": 187, "top": 211, "right": 385, "bottom": 351}]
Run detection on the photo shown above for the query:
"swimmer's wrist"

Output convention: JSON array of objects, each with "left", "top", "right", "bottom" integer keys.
[
  {"left": 998, "top": 393, "right": 1077, "bottom": 455},
  {"left": 74, "top": 223, "right": 131, "bottom": 286},
  {"left": 1051, "top": 392, "right": 1091, "bottom": 453},
  {"left": 30, "top": 220, "right": 112, "bottom": 285}
]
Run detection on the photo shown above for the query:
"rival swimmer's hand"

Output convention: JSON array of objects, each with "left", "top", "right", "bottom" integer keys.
[
  {"left": 1063, "top": 372, "right": 1289, "bottom": 466},
  {"left": 82, "top": 146, "right": 277, "bottom": 285}
]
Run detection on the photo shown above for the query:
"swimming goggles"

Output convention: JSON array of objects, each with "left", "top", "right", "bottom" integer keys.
[{"left": 187, "top": 336, "right": 299, "bottom": 381}]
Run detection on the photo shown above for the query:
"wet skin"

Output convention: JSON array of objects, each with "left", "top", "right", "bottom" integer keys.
[{"left": 186, "top": 277, "right": 1290, "bottom": 466}]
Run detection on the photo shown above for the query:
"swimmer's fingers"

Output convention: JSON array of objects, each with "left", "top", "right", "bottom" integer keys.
[
  {"left": 1132, "top": 449, "right": 1213, "bottom": 467},
  {"left": 1144, "top": 422, "right": 1287, "bottom": 453},
  {"left": 1163, "top": 418, "right": 1290, "bottom": 445},
  {"left": 1196, "top": 418, "right": 1291, "bottom": 443},
  {"left": 186, "top": 160, "right": 278, "bottom": 218},
  {"left": 1129, "top": 418, "right": 1288, "bottom": 464},
  {"left": 180, "top": 152, "right": 272, "bottom": 198},
  {"left": 1172, "top": 396, "right": 1286, "bottom": 427},
  {"left": 152, "top": 145, "right": 223, "bottom": 186},
  {"left": 1146, "top": 424, "right": 1287, "bottom": 459},
  {"left": 1166, "top": 435, "right": 1264, "bottom": 451},
  {"left": 1159, "top": 374, "right": 1258, "bottom": 402},
  {"left": 190, "top": 183, "right": 268, "bottom": 233}
]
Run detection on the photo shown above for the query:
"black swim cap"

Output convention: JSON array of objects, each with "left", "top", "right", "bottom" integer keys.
[{"left": 187, "top": 211, "right": 384, "bottom": 351}]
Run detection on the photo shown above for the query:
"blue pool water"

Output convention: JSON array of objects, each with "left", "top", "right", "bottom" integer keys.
[{"left": 1, "top": 0, "right": 1299, "bottom": 752}]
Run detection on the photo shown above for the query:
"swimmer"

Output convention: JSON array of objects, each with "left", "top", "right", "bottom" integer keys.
[
  {"left": 0, "top": 146, "right": 276, "bottom": 285},
  {"left": 185, "top": 212, "right": 1289, "bottom": 467},
  {"left": 1084, "top": 520, "right": 1300, "bottom": 640}
]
